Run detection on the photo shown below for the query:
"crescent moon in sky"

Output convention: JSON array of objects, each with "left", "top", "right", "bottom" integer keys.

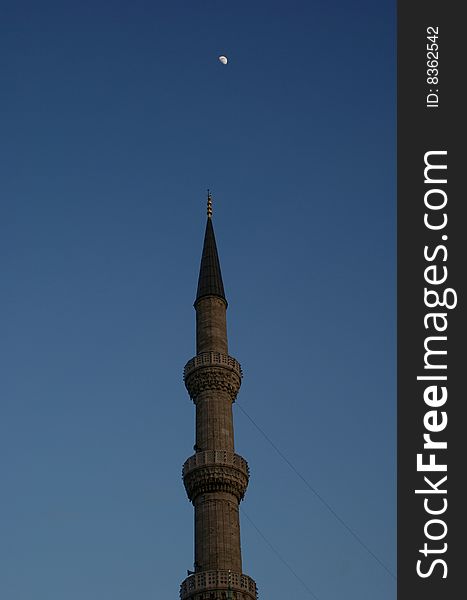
[{"left": 218, "top": 56, "right": 228, "bottom": 65}]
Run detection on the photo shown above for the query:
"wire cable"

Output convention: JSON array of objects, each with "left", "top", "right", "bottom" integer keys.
[
  {"left": 241, "top": 507, "right": 321, "bottom": 600},
  {"left": 236, "top": 402, "right": 396, "bottom": 581}
]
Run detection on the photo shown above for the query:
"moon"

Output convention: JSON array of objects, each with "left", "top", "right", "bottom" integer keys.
[{"left": 218, "top": 55, "right": 228, "bottom": 65}]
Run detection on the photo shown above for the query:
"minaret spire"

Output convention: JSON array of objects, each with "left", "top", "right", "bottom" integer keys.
[
  {"left": 179, "top": 195, "right": 258, "bottom": 600},
  {"left": 195, "top": 192, "right": 226, "bottom": 306}
]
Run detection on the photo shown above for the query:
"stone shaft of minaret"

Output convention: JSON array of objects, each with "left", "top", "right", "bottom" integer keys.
[
  {"left": 196, "top": 295, "right": 228, "bottom": 355},
  {"left": 194, "top": 296, "right": 234, "bottom": 452},
  {"left": 180, "top": 203, "right": 257, "bottom": 600},
  {"left": 193, "top": 292, "right": 239, "bottom": 570}
]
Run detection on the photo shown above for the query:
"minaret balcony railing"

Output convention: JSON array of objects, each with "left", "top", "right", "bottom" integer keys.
[
  {"left": 184, "top": 351, "right": 243, "bottom": 380},
  {"left": 183, "top": 450, "right": 249, "bottom": 477},
  {"left": 180, "top": 569, "right": 257, "bottom": 600}
]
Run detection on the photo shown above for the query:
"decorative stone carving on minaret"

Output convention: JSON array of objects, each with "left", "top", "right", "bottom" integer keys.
[{"left": 179, "top": 194, "right": 258, "bottom": 600}]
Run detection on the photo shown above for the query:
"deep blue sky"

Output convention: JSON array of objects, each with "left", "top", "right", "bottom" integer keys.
[{"left": 1, "top": 1, "right": 395, "bottom": 599}]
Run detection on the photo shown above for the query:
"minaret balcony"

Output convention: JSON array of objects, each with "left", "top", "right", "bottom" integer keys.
[
  {"left": 180, "top": 569, "right": 257, "bottom": 600},
  {"left": 184, "top": 352, "right": 242, "bottom": 403},
  {"left": 183, "top": 450, "right": 249, "bottom": 502}
]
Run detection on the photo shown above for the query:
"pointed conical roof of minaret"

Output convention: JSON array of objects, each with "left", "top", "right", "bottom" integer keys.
[{"left": 195, "top": 193, "right": 226, "bottom": 304}]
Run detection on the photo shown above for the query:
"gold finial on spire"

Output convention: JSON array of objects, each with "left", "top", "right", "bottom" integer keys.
[{"left": 207, "top": 189, "right": 213, "bottom": 218}]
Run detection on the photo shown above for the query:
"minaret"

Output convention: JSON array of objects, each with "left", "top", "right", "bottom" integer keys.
[{"left": 180, "top": 193, "right": 257, "bottom": 600}]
